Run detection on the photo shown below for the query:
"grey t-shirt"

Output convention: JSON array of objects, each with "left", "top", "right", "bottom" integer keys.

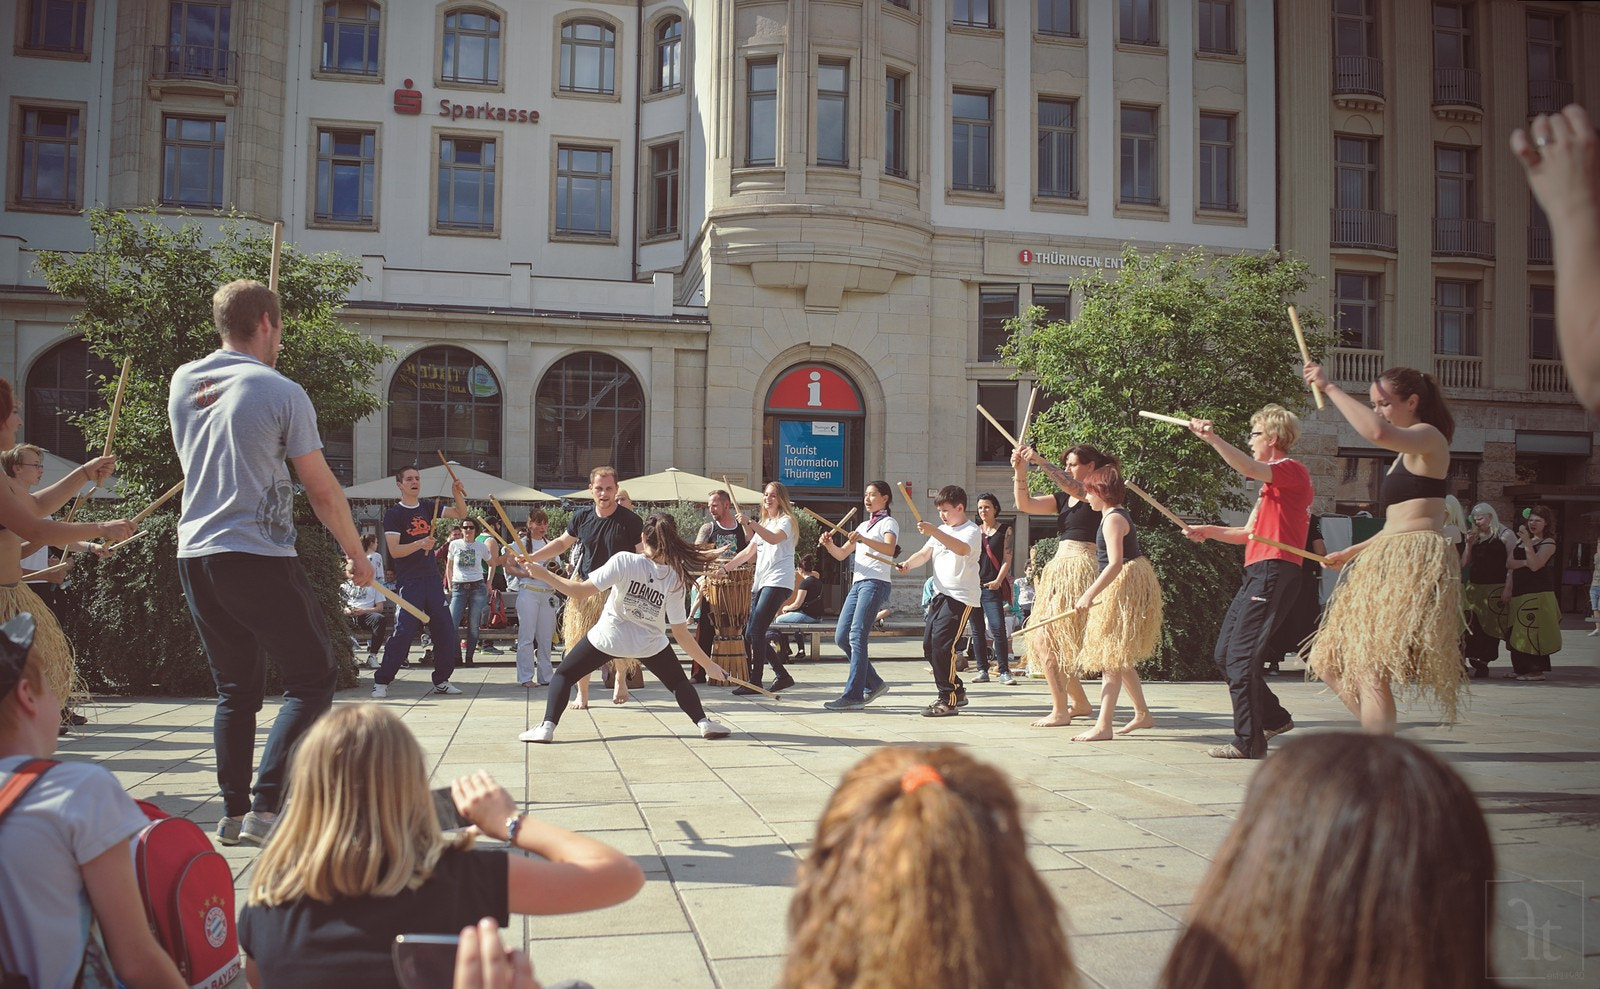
[{"left": 169, "top": 349, "right": 322, "bottom": 557}]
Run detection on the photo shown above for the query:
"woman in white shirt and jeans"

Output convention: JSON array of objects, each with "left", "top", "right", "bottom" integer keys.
[{"left": 719, "top": 482, "right": 799, "bottom": 695}]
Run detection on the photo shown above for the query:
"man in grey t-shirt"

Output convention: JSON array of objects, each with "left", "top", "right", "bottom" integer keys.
[{"left": 169, "top": 279, "right": 372, "bottom": 848}]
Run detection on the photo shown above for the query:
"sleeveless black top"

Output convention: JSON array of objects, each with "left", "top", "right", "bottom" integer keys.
[
  {"left": 1466, "top": 534, "right": 1509, "bottom": 585},
  {"left": 1095, "top": 507, "right": 1143, "bottom": 571},
  {"left": 1511, "top": 539, "right": 1557, "bottom": 597},
  {"left": 1055, "top": 493, "right": 1101, "bottom": 542},
  {"left": 1379, "top": 458, "right": 1447, "bottom": 512}
]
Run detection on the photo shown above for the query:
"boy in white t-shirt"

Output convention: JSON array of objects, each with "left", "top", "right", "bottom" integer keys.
[{"left": 896, "top": 485, "right": 983, "bottom": 717}]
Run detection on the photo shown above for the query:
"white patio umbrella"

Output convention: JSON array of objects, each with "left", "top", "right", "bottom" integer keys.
[
  {"left": 342, "top": 463, "right": 557, "bottom": 502},
  {"left": 563, "top": 467, "right": 764, "bottom": 506}
]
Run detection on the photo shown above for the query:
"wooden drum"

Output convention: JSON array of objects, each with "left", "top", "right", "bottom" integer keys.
[{"left": 702, "top": 566, "right": 753, "bottom": 683}]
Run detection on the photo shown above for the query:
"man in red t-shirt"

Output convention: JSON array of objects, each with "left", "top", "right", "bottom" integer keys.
[{"left": 1184, "top": 405, "right": 1311, "bottom": 759}]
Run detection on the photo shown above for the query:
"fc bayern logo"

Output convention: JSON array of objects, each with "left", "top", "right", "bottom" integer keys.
[
  {"left": 1018, "top": 249, "right": 1032, "bottom": 264},
  {"left": 205, "top": 905, "right": 228, "bottom": 948},
  {"left": 192, "top": 379, "right": 219, "bottom": 411}
]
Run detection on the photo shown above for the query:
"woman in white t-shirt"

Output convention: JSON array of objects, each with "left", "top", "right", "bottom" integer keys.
[
  {"left": 719, "top": 482, "right": 798, "bottom": 695},
  {"left": 818, "top": 481, "right": 900, "bottom": 709},
  {"left": 519, "top": 514, "right": 732, "bottom": 744}
]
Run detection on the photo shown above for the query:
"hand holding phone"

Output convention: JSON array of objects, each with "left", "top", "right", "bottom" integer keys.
[
  {"left": 430, "top": 786, "right": 471, "bottom": 831},
  {"left": 450, "top": 771, "right": 517, "bottom": 837}
]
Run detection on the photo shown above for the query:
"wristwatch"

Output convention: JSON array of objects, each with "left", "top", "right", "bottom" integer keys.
[{"left": 504, "top": 813, "right": 524, "bottom": 844}]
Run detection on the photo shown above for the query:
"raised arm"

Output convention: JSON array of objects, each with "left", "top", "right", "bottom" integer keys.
[
  {"left": 1303, "top": 363, "right": 1446, "bottom": 456},
  {"left": 1186, "top": 420, "right": 1272, "bottom": 483},
  {"left": 1011, "top": 446, "right": 1062, "bottom": 516}
]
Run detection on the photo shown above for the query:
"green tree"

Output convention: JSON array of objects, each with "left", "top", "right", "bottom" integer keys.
[{"left": 34, "top": 207, "right": 390, "bottom": 500}]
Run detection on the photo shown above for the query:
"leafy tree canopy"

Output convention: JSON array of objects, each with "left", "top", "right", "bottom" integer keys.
[
  {"left": 35, "top": 208, "right": 390, "bottom": 500},
  {"left": 1003, "top": 246, "right": 1333, "bottom": 520}
]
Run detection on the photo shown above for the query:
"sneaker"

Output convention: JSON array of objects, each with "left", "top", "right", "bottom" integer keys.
[
  {"left": 1264, "top": 720, "right": 1294, "bottom": 740},
  {"left": 239, "top": 811, "right": 277, "bottom": 847},
  {"left": 731, "top": 684, "right": 762, "bottom": 696},
  {"left": 998, "top": 672, "right": 1016, "bottom": 685},
  {"left": 367, "top": 653, "right": 381, "bottom": 669},
  {"left": 1207, "top": 743, "right": 1251, "bottom": 759},
  {"left": 823, "top": 697, "right": 865, "bottom": 711},
  {"left": 864, "top": 683, "right": 890, "bottom": 706},
  {"left": 520, "top": 721, "right": 556, "bottom": 743},
  {"left": 771, "top": 673, "right": 796, "bottom": 692},
  {"left": 215, "top": 816, "right": 243, "bottom": 847},
  {"left": 433, "top": 681, "right": 464, "bottom": 695},
  {"left": 480, "top": 644, "right": 504, "bottom": 655},
  {"left": 371, "top": 683, "right": 389, "bottom": 698},
  {"left": 921, "top": 700, "right": 959, "bottom": 718},
  {"left": 698, "top": 718, "right": 731, "bottom": 739},
  {"left": 973, "top": 673, "right": 991, "bottom": 683}
]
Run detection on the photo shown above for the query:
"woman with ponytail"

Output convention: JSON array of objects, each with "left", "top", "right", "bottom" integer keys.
[
  {"left": 782, "top": 745, "right": 1080, "bottom": 989},
  {"left": 1300, "top": 364, "right": 1466, "bottom": 732},
  {"left": 518, "top": 513, "right": 733, "bottom": 743}
]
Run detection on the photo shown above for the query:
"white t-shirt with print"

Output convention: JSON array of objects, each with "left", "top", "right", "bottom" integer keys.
[
  {"left": 586, "top": 552, "right": 689, "bottom": 658},
  {"left": 926, "top": 519, "right": 983, "bottom": 607},
  {"left": 752, "top": 514, "right": 796, "bottom": 591},
  {"left": 448, "top": 537, "right": 492, "bottom": 585}
]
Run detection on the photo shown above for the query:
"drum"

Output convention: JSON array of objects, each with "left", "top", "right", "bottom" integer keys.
[{"left": 703, "top": 566, "right": 753, "bottom": 683}]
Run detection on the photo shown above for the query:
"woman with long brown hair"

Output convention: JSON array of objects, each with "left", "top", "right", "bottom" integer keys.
[
  {"left": 718, "top": 481, "right": 799, "bottom": 694},
  {"left": 1505, "top": 504, "right": 1561, "bottom": 681},
  {"left": 782, "top": 745, "right": 1079, "bottom": 989}
]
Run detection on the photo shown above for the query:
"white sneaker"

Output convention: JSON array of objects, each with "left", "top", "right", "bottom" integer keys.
[
  {"left": 433, "top": 681, "right": 463, "bottom": 695},
  {"left": 698, "top": 718, "right": 731, "bottom": 739},
  {"left": 519, "top": 721, "right": 556, "bottom": 743},
  {"left": 370, "top": 683, "right": 388, "bottom": 698}
]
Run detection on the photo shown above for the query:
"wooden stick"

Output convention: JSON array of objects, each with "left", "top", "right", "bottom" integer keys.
[
  {"left": 1247, "top": 532, "right": 1333, "bottom": 566},
  {"left": 898, "top": 482, "right": 923, "bottom": 524},
  {"left": 1126, "top": 482, "right": 1189, "bottom": 532},
  {"left": 1288, "top": 305, "right": 1325, "bottom": 410},
  {"left": 372, "top": 581, "right": 430, "bottom": 623},
  {"left": 1018, "top": 387, "right": 1040, "bottom": 446},
  {"left": 1138, "top": 410, "right": 1191, "bottom": 427},
  {"left": 130, "top": 479, "right": 185, "bottom": 524},
  {"left": 488, "top": 495, "right": 529, "bottom": 558},
  {"left": 864, "top": 551, "right": 897, "bottom": 567},
  {"left": 437, "top": 451, "right": 461, "bottom": 485},
  {"left": 65, "top": 357, "right": 133, "bottom": 524},
  {"left": 722, "top": 476, "right": 742, "bottom": 517},
  {"left": 801, "top": 505, "right": 857, "bottom": 539},
  {"left": 975, "top": 404, "right": 1021, "bottom": 449},
  {"left": 724, "top": 675, "right": 779, "bottom": 699},
  {"left": 99, "top": 530, "right": 149, "bottom": 553},
  {"left": 22, "top": 559, "right": 73, "bottom": 582},
  {"left": 1014, "top": 604, "right": 1097, "bottom": 635},
  {"left": 430, "top": 497, "right": 441, "bottom": 523},
  {"left": 268, "top": 221, "right": 283, "bottom": 292}
]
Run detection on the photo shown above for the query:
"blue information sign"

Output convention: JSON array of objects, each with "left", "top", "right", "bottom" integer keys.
[{"left": 777, "top": 420, "right": 845, "bottom": 488}]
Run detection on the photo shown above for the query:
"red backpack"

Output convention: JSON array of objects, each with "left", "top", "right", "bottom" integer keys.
[{"left": 133, "top": 808, "right": 242, "bottom": 989}]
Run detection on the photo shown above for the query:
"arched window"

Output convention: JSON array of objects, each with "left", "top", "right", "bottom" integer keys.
[
  {"left": 535, "top": 352, "right": 644, "bottom": 491},
  {"left": 24, "top": 337, "right": 115, "bottom": 465},
  {"left": 559, "top": 18, "right": 615, "bottom": 94},
  {"left": 442, "top": 7, "right": 501, "bottom": 86},
  {"left": 653, "top": 16, "right": 682, "bottom": 93},
  {"left": 320, "top": 0, "right": 381, "bottom": 76},
  {"left": 388, "top": 346, "right": 502, "bottom": 475}
]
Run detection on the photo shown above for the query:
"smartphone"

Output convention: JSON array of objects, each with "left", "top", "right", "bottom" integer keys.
[
  {"left": 392, "top": 933, "right": 459, "bottom": 989},
  {"left": 430, "top": 785, "right": 470, "bottom": 831}
]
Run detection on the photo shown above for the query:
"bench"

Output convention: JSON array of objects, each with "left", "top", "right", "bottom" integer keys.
[{"left": 766, "top": 621, "right": 925, "bottom": 661}]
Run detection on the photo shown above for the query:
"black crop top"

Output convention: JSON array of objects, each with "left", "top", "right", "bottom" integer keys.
[
  {"left": 1055, "top": 493, "right": 1101, "bottom": 542},
  {"left": 1379, "top": 458, "right": 1447, "bottom": 512},
  {"left": 1095, "top": 507, "right": 1143, "bottom": 571}
]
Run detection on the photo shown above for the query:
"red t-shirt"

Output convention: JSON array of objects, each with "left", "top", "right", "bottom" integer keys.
[{"left": 1246, "top": 458, "right": 1313, "bottom": 567}]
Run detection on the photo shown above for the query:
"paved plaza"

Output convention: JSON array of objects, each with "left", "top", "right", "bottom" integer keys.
[{"left": 67, "top": 628, "right": 1599, "bottom": 988}]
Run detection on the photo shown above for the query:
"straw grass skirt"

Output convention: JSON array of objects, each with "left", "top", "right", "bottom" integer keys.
[
  {"left": 0, "top": 582, "right": 76, "bottom": 702},
  {"left": 1077, "top": 557, "right": 1162, "bottom": 674},
  {"left": 1304, "top": 530, "right": 1465, "bottom": 723},
  {"left": 560, "top": 588, "right": 640, "bottom": 678},
  {"left": 1028, "top": 544, "right": 1098, "bottom": 674}
]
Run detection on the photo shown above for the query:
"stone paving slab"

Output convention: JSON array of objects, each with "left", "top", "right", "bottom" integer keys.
[{"left": 58, "top": 628, "right": 1600, "bottom": 988}]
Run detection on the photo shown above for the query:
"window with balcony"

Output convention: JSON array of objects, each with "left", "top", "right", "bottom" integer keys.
[
  {"left": 1331, "top": 135, "right": 1394, "bottom": 250},
  {"left": 1197, "top": 0, "right": 1235, "bottom": 54},
  {"left": 1435, "top": 145, "right": 1492, "bottom": 258},
  {"left": 1120, "top": 0, "right": 1158, "bottom": 45},
  {"left": 647, "top": 141, "right": 679, "bottom": 238},
  {"left": 816, "top": 59, "right": 849, "bottom": 167},
  {"left": 1529, "top": 192, "right": 1552, "bottom": 265},
  {"left": 1038, "top": 0, "right": 1076, "bottom": 37},
  {"left": 435, "top": 135, "right": 496, "bottom": 232},
  {"left": 441, "top": 8, "right": 500, "bottom": 86},
  {"left": 1529, "top": 284, "right": 1556, "bottom": 361},
  {"left": 1434, "top": 280, "right": 1477, "bottom": 356},
  {"left": 1037, "top": 97, "right": 1077, "bottom": 199},
  {"left": 653, "top": 16, "right": 682, "bottom": 93},
  {"left": 953, "top": 0, "right": 993, "bottom": 29},
  {"left": 164, "top": 1, "right": 233, "bottom": 83},
  {"left": 22, "top": 0, "right": 89, "bottom": 54},
  {"left": 556, "top": 145, "right": 613, "bottom": 238},
  {"left": 1119, "top": 104, "right": 1158, "bottom": 206},
  {"left": 1198, "top": 112, "right": 1236, "bottom": 211},
  {"left": 1334, "top": 271, "right": 1381, "bottom": 351},
  {"left": 952, "top": 90, "right": 994, "bottom": 192},
  {"left": 1526, "top": 11, "right": 1569, "bottom": 114},
  {"left": 1332, "top": 0, "right": 1380, "bottom": 96},
  {"left": 320, "top": 1, "right": 380, "bottom": 77},
  {"left": 977, "top": 382, "right": 1018, "bottom": 463},
  {"left": 885, "top": 71, "right": 908, "bottom": 178},
  {"left": 1432, "top": 2, "right": 1478, "bottom": 106},
  {"left": 559, "top": 19, "right": 615, "bottom": 95},
  {"left": 161, "top": 115, "right": 225, "bottom": 208},
  {"left": 313, "top": 126, "right": 376, "bottom": 227},
  {"left": 13, "top": 106, "right": 82, "bottom": 210},
  {"left": 746, "top": 58, "right": 778, "bottom": 167},
  {"left": 979, "top": 284, "right": 1018, "bottom": 360}
]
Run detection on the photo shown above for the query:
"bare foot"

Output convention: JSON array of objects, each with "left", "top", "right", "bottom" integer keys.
[
  {"left": 568, "top": 696, "right": 589, "bottom": 710},
  {"left": 1066, "top": 707, "right": 1093, "bottom": 720},
  {"left": 612, "top": 684, "right": 630, "bottom": 705},
  {"left": 1031, "top": 713, "right": 1075, "bottom": 728},
  {"left": 1115, "top": 714, "right": 1155, "bottom": 735},
  {"left": 1071, "top": 726, "right": 1114, "bottom": 742}
]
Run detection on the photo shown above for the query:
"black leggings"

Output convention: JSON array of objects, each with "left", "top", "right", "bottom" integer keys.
[{"left": 544, "top": 636, "right": 707, "bottom": 727}]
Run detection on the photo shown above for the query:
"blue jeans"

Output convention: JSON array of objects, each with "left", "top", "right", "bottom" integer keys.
[
  {"left": 834, "top": 578, "right": 891, "bottom": 701},
  {"left": 450, "top": 580, "right": 488, "bottom": 662},
  {"left": 744, "top": 585, "right": 791, "bottom": 684},
  {"left": 969, "top": 587, "right": 1012, "bottom": 675}
]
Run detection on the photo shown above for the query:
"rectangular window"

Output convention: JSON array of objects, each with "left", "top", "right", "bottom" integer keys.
[
  {"left": 816, "top": 59, "right": 849, "bottom": 167},
  {"left": 314, "top": 127, "right": 376, "bottom": 226},
  {"left": 1197, "top": 0, "right": 1234, "bottom": 54},
  {"left": 320, "top": 0, "right": 380, "bottom": 76},
  {"left": 1334, "top": 135, "right": 1379, "bottom": 210},
  {"left": 746, "top": 59, "right": 778, "bottom": 167},
  {"left": 1529, "top": 284, "right": 1556, "bottom": 361},
  {"left": 647, "top": 141, "right": 679, "bottom": 238},
  {"left": 1038, "top": 0, "right": 1076, "bottom": 37},
  {"left": 1033, "top": 285, "right": 1071, "bottom": 322},
  {"left": 442, "top": 9, "right": 500, "bottom": 86},
  {"left": 884, "top": 71, "right": 907, "bottom": 178},
  {"left": 1037, "top": 97, "right": 1077, "bottom": 199},
  {"left": 976, "top": 382, "right": 1018, "bottom": 464},
  {"left": 161, "top": 115, "right": 225, "bottom": 208},
  {"left": 24, "top": 0, "right": 89, "bottom": 53},
  {"left": 436, "top": 135, "right": 496, "bottom": 232},
  {"left": 15, "top": 106, "right": 81, "bottom": 208},
  {"left": 1527, "top": 11, "right": 1567, "bottom": 113},
  {"left": 654, "top": 17, "right": 682, "bottom": 93},
  {"left": 1198, "top": 112, "right": 1236, "bottom": 211},
  {"left": 556, "top": 145, "right": 613, "bottom": 238},
  {"left": 953, "top": 0, "right": 993, "bottom": 29},
  {"left": 1434, "top": 279, "right": 1477, "bottom": 356},
  {"left": 1434, "top": 145, "right": 1476, "bottom": 220},
  {"left": 1334, "top": 271, "right": 1381, "bottom": 350},
  {"left": 1333, "top": 0, "right": 1376, "bottom": 58},
  {"left": 1432, "top": 2, "right": 1472, "bottom": 71},
  {"left": 166, "top": 1, "right": 233, "bottom": 83},
  {"left": 559, "top": 19, "right": 616, "bottom": 95},
  {"left": 978, "top": 284, "right": 1018, "bottom": 361},
  {"left": 952, "top": 89, "right": 994, "bottom": 192},
  {"left": 1119, "top": 104, "right": 1158, "bottom": 205},
  {"left": 1120, "top": 0, "right": 1158, "bottom": 45}
]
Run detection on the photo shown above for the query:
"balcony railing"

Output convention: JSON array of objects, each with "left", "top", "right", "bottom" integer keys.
[
  {"left": 1529, "top": 224, "right": 1553, "bottom": 264},
  {"left": 1332, "top": 348, "right": 1386, "bottom": 387},
  {"left": 1433, "top": 217, "right": 1495, "bottom": 259},
  {"left": 150, "top": 44, "right": 238, "bottom": 86},
  {"left": 1530, "top": 359, "right": 1569, "bottom": 394},
  {"left": 1433, "top": 67, "right": 1482, "bottom": 108},
  {"left": 1434, "top": 355, "right": 1483, "bottom": 389},
  {"left": 1528, "top": 78, "right": 1574, "bottom": 115},
  {"left": 1331, "top": 208, "right": 1398, "bottom": 251},
  {"left": 1332, "top": 55, "right": 1384, "bottom": 98}
]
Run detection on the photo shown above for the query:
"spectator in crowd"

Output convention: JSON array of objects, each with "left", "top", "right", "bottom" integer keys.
[
  {"left": 342, "top": 557, "right": 392, "bottom": 668},
  {"left": 772, "top": 553, "right": 825, "bottom": 659}
]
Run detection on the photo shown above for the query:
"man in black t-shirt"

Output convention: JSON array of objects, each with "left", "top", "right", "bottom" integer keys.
[
  {"left": 691, "top": 489, "right": 750, "bottom": 680},
  {"left": 372, "top": 466, "right": 470, "bottom": 698}
]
